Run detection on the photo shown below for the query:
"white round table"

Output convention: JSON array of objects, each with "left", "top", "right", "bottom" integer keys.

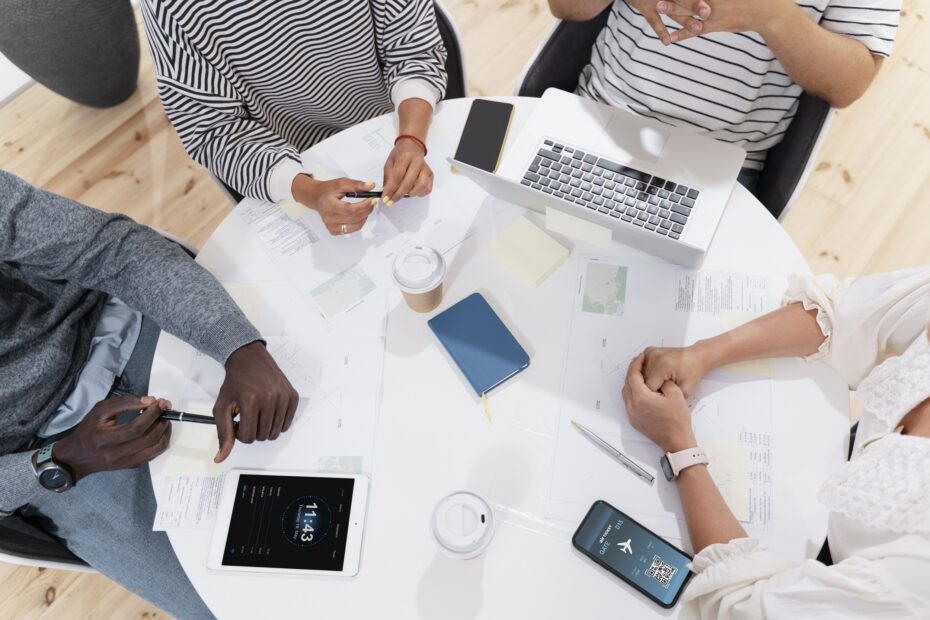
[{"left": 150, "top": 97, "right": 850, "bottom": 619}]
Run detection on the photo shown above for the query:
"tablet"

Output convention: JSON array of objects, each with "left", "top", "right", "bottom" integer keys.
[{"left": 207, "top": 469, "right": 369, "bottom": 577}]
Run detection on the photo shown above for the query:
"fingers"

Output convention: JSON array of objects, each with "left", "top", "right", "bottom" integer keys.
[
  {"left": 640, "top": 6, "right": 672, "bottom": 46},
  {"left": 668, "top": 18, "right": 704, "bottom": 43},
  {"left": 410, "top": 165, "right": 433, "bottom": 197},
  {"left": 382, "top": 159, "right": 401, "bottom": 204},
  {"left": 626, "top": 353, "right": 647, "bottom": 390},
  {"left": 94, "top": 395, "right": 156, "bottom": 423},
  {"left": 392, "top": 160, "right": 423, "bottom": 203},
  {"left": 121, "top": 419, "right": 172, "bottom": 465},
  {"left": 282, "top": 389, "right": 299, "bottom": 433},
  {"left": 333, "top": 177, "right": 374, "bottom": 195},
  {"left": 256, "top": 398, "right": 274, "bottom": 442},
  {"left": 660, "top": 380, "right": 685, "bottom": 400},
  {"left": 213, "top": 398, "right": 238, "bottom": 463},
  {"left": 658, "top": 0, "right": 710, "bottom": 18},
  {"left": 113, "top": 400, "right": 166, "bottom": 442},
  {"left": 324, "top": 197, "right": 376, "bottom": 235},
  {"left": 236, "top": 396, "right": 259, "bottom": 445},
  {"left": 268, "top": 392, "right": 288, "bottom": 441}
]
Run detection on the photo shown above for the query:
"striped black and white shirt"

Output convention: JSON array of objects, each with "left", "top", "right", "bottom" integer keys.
[
  {"left": 141, "top": 0, "right": 448, "bottom": 201},
  {"left": 578, "top": 1, "right": 900, "bottom": 169}
]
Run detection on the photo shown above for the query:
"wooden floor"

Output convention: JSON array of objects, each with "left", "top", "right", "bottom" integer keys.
[{"left": 0, "top": 0, "right": 927, "bottom": 617}]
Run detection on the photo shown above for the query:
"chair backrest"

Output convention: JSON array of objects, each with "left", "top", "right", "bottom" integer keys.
[
  {"left": 434, "top": 0, "right": 467, "bottom": 99},
  {"left": 755, "top": 93, "right": 832, "bottom": 219},
  {"left": 516, "top": 7, "right": 611, "bottom": 97},
  {"left": 516, "top": 6, "right": 832, "bottom": 220},
  {"left": 0, "top": 514, "right": 90, "bottom": 570}
]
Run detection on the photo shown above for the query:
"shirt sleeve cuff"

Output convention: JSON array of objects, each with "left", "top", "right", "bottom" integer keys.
[
  {"left": 199, "top": 313, "right": 264, "bottom": 365},
  {"left": 391, "top": 78, "right": 441, "bottom": 111},
  {"left": 781, "top": 273, "right": 844, "bottom": 361},
  {"left": 684, "top": 538, "right": 792, "bottom": 602},
  {"left": 269, "top": 157, "right": 307, "bottom": 203}
]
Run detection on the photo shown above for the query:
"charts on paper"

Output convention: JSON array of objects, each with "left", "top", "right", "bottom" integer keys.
[{"left": 310, "top": 266, "right": 378, "bottom": 320}]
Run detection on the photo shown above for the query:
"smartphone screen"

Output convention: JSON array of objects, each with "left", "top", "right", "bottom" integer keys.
[
  {"left": 573, "top": 500, "right": 693, "bottom": 608},
  {"left": 453, "top": 99, "right": 514, "bottom": 173}
]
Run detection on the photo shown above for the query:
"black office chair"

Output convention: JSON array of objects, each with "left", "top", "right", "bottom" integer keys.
[
  {"left": 515, "top": 6, "right": 833, "bottom": 220},
  {"left": 0, "top": 231, "right": 196, "bottom": 573},
  {"left": 213, "top": 0, "right": 468, "bottom": 205}
]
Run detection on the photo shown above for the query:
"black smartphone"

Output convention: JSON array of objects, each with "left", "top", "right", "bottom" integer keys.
[
  {"left": 573, "top": 500, "right": 694, "bottom": 609},
  {"left": 453, "top": 99, "right": 514, "bottom": 173}
]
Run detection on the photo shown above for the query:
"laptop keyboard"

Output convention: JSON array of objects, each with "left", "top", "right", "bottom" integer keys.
[{"left": 520, "top": 139, "right": 700, "bottom": 240}]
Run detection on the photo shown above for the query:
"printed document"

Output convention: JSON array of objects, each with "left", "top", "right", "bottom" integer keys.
[{"left": 547, "top": 256, "right": 777, "bottom": 542}]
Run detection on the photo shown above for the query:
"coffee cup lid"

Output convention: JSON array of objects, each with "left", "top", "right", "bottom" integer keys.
[
  {"left": 392, "top": 245, "right": 445, "bottom": 293},
  {"left": 431, "top": 491, "right": 495, "bottom": 559}
]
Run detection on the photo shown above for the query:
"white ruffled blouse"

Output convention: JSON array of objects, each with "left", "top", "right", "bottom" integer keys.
[{"left": 683, "top": 267, "right": 930, "bottom": 619}]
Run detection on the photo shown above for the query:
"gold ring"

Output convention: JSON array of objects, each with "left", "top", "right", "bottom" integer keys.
[{"left": 341, "top": 224, "right": 348, "bottom": 235}]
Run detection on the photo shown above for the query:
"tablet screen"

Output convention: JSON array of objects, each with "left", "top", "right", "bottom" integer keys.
[{"left": 222, "top": 474, "right": 355, "bottom": 571}]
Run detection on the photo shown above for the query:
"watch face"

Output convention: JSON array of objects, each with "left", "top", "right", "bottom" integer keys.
[
  {"left": 40, "top": 467, "right": 72, "bottom": 491},
  {"left": 660, "top": 456, "right": 675, "bottom": 482}
]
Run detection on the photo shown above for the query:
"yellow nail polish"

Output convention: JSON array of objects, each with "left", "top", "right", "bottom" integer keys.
[
  {"left": 367, "top": 181, "right": 375, "bottom": 188},
  {"left": 370, "top": 198, "right": 378, "bottom": 206}
]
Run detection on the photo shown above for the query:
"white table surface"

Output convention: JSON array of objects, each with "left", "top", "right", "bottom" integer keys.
[{"left": 150, "top": 97, "right": 850, "bottom": 619}]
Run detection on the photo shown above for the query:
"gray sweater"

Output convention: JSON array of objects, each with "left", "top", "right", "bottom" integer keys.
[{"left": 0, "top": 170, "right": 261, "bottom": 516}]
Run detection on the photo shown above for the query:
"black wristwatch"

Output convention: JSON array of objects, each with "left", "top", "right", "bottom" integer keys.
[{"left": 33, "top": 442, "right": 74, "bottom": 492}]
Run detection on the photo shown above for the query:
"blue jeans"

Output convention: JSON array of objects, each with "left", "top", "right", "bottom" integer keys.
[{"left": 22, "top": 315, "right": 215, "bottom": 620}]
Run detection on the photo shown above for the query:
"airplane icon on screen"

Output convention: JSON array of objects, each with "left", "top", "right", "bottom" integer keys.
[{"left": 617, "top": 538, "right": 632, "bottom": 554}]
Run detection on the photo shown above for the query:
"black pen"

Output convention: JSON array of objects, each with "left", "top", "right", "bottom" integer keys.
[
  {"left": 344, "top": 190, "right": 411, "bottom": 199},
  {"left": 160, "top": 410, "right": 217, "bottom": 425}
]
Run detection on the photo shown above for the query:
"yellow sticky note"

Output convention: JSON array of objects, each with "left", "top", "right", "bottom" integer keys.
[
  {"left": 721, "top": 358, "right": 774, "bottom": 378},
  {"left": 279, "top": 199, "right": 307, "bottom": 221},
  {"left": 490, "top": 216, "right": 570, "bottom": 287},
  {"left": 545, "top": 207, "right": 612, "bottom": 249},
  {"left": 703, "top": 443, "right": 750, "bottom": 522},
  {"left": 223, "top": 283, "right": 262, "bottom": 326},
  {"left": 150, "top": 408, "right": 222, "bottom": 478}
]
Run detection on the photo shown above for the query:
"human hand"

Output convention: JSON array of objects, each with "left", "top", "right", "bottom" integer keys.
[
  {"left": 622, "top": 354, "right": 696, "bottom": 453},
  {"left": 52, "top": 395, "right": 172, "bottom": 483},
  {"left": 628, "top": 0, "right": 711, "bottom": 45},
  {"left": 213, "top": 341, "right": 299, "bottom": 463},
  {"left": 659, "top": 0, "right": 786, "bottom": 43},
  {"left": 292, "top": 174, "right": 378, "bottom": 235},
  {"left": 640, "top": 345, "right": 709, "bottom": 398},
  {"left": 382, "top": 138, "right": 432, "bottom": 204}
]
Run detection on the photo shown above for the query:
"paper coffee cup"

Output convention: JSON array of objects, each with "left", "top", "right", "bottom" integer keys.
[
  {"left": 431, "top": 491, "right": 495, "bottom": 560},
  {"left": 392, "top": 245, "right": 446, "bottom": 313}
]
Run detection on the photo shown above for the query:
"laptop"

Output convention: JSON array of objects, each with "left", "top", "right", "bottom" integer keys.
[{"left": 451, "top": 88, "right": 746, "bottom": 267}]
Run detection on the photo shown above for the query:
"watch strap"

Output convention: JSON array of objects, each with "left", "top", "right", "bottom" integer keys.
[
  {"left": 666, "top": 446, "right": 709, "bottom": 478},
  {"left": 36, "top": 443, "right": 55, "bottom": 467}
]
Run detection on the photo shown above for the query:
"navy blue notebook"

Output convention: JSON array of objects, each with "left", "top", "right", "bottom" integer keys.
[{"left": 428, "top": 293, "right": 530, "bottom": 396}]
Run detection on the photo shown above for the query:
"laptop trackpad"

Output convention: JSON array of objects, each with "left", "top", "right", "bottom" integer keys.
[{"left": 604, "top": 115, "right": 670, "bottom": 163}]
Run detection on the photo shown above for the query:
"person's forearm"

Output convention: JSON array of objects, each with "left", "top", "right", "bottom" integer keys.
[
  {"left": 548, "top": 0, "right": 613, "bottom": 21},
  {"left": 695, "top": 303, "right": 825, "bottom": 371},
  {"left": 760, "top": 1, "right": 880, "bottom": 108},
  {"left": 677, "top": 464, "right": 747, "bottom": 552},
  {"left": 397, "top": 98, "right": 433, "bottom": 144}
]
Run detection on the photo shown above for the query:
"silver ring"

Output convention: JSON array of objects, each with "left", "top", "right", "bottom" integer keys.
[{"left": 341, "top": 224, "right": 348, "bottom": 235}]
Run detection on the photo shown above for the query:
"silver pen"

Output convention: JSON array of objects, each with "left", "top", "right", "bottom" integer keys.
[{"left": 572, "top": 420, "right": 655, "bottom": 485}]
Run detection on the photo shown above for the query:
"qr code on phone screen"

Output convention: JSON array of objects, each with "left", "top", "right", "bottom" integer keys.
[{"left": 646, "top": 554, "right": 678, "bottom": 588}]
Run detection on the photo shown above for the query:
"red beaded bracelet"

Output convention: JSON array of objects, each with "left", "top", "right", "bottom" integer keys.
[{"left": 395, "top": 134, "right": 428, "bottom": 156}]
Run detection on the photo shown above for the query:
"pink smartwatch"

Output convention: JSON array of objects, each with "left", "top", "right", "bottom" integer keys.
[{"left": 660, "top": 447, "right": 709, "bottom": 481}]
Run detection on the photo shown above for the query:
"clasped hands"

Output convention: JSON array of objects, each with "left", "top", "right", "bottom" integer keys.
[
  {"left": 622, "top": 344, "right": 712, "bottom": 454},
  {"left": 629, "top": 0, "right": 783, "bottom": 45}
]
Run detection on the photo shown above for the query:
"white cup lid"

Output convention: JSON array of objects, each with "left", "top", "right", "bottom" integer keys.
[
  {"left": 431, "top": 491, "right": 495, "bottom": 559},
  {"left": 392, "top": 245, "right": 445, "bottom": 293}
]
